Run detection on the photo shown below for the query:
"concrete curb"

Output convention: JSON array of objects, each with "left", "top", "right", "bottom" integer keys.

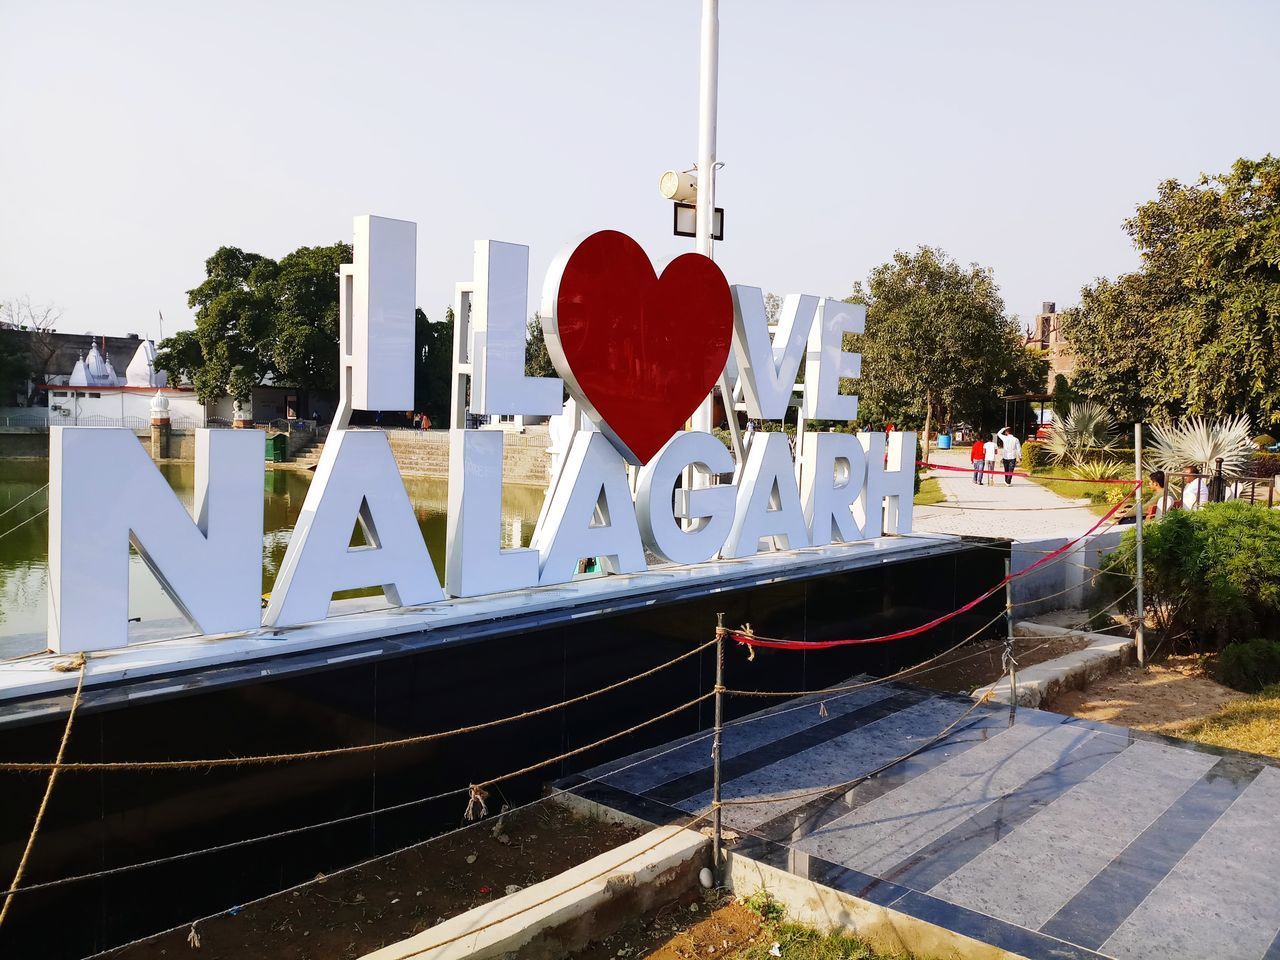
[
  {"left": 728, "top": 851, "right": 1024, "bottom": 960},
  {"left": 976, "top": 621, "right": 1136, "bottom": 709},
  {"left": 359, "top": 818, "right": 707, "bottom": 960}
]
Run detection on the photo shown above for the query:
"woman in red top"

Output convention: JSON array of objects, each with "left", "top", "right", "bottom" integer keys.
[{"left": 970, "top": 438, "right": 986, "bottom": 485}]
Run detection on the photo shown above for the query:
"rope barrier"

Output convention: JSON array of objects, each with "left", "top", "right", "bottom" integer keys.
[
  {"left": 725, "top": 606, "right": 1010, "bottom": 699},
  {"left": 4, "top": 694, "right": 717, "bottom": 899},
  {"left": 0, "top": 639, "right": 716, "bottom": 773},
  {"left": 0, "top": 484, "right": 48, "bottom": 524},
  {"left": 0, "top": 507, "right": 48, "bottom": 543},
  {"left": 720, "top": 680, "right": 1002, "bottom": 810},
  {"left": 921, "top": 501, "right": 1103, "bottom": 512},
  {"left": 72, "top": 730, "right": 720, "bottom": 960},
  {"left": 382, "top": 810, "right": 714, "bottom": 960},
  {"left": 0, "top": 653, "right": 85, "bottom": 931},
  {"left": 731, "top": 484, "right": 1139, "bottom": 651},
  {"left": 919, "top": 461, "right": 1138, "bottom": 484}
]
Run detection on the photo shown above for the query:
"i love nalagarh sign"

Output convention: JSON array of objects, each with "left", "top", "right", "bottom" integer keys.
[{"left": 46, "top": 216, "right": 916, "bottom": 654}]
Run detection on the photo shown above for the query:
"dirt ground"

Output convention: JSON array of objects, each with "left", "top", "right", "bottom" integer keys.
[
  {"left": 104, "top": 802, "right": 643, "bottom": 960},
  {"left": 1047, "top": 654, "right": 1246, "bottom": 732},
  {"left": 573, "top": 897, "right": 766, "bottom": 960}
]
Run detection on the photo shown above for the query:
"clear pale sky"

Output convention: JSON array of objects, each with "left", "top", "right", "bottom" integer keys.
[{"left": 2, "top": 0, "right": 1276, "bottom": 340}]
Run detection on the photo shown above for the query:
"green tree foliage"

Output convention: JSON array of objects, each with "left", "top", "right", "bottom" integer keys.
[
  {"left": 1100, "top": 502, "right": 1280, "bottom": 651},
  {"left": 0, "top": 327, "right": 29, "bottom": 401},
  {"left": 1061, "top": 156, "right": 1280, "bottom": 428},
  {"left": 156, "top": 242, "right": 351, "bottom": 405},
  {"left": 846, "top": 246, "right": 1046, "bottom": 438},
  {"left": 414, "top": 307, "right": 454, "bottom": 425},
  {"left": 525, "top": 315, "right": 556, "bottom": 379}
]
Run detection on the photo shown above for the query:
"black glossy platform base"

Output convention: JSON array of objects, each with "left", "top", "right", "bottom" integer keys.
[{"left": 0, "top": 541, "right": 1001, "bottom": 959}]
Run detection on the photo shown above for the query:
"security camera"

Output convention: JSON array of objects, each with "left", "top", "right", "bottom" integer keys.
[{"left": 659, "top": 170, "right": 698, "bottom": 203}]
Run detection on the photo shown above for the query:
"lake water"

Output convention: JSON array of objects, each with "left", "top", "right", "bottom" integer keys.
[{"left": 0, "top": 458, "right": 544, "bottom": 650}]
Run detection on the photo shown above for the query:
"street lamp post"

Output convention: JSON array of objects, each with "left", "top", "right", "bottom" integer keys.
[{"left": 690, "top": 0, "right": 719, "bottom": 461}]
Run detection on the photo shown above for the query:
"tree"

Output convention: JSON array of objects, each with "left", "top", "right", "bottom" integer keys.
[
  {"left": 524, "top": 315, "right": 556, "bottom": 379},
  {"left": 414, "top": 307, "right": 454, "bottom": 425},
  {"left": 846, "top": 246, "right": 1046, "bottom": 445},
  {"left": 156, "top": 242, "right": 351, "bottom": 405},
  {"left": 0, "top": 327, "right": 28, "bottom": 402},
  {"left": 0, "top": 296, "right": 62, "bottom": 399},
  {"left": 1061, "top": 155, "right": 1280, "bottom": 428}
]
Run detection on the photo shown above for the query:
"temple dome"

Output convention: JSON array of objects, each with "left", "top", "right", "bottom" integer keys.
[
  {"left": 74, "top": 342, "right": 120, "bottom": 387},
  {"left": 126, "top": 340, "right": 167, "bottom": 388}
]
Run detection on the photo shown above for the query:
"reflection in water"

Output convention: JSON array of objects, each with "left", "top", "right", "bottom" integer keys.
[{"left": 0, "top": 458, "right": 543, "bottom": 645}]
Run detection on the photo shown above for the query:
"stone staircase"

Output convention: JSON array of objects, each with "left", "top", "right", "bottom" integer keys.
[{"left": 288, "top": 428, "right": 550, "bottom": 486}]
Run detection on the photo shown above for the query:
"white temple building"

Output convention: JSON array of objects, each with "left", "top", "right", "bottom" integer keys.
[
  {"left": 47, "top": 338, "right": 202, "bottom": 426},
  {"left": 67, "top": 341, "right": 123, "bottom": 388}
]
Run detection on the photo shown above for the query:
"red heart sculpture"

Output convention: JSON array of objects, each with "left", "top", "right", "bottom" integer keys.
[{"left": 545, "top": 230, "right": 733, "bottom": 465}]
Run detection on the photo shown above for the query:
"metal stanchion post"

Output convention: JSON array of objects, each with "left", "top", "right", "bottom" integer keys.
[
  {"left": 712, "top": 613, "right": 726, "bottom": 881},
  {"left": 1004, "top": 558, "right": 1017, "bottom": 725},
  {"left": 1134, "top": 424, "right": 1145, "bottom": 668}
]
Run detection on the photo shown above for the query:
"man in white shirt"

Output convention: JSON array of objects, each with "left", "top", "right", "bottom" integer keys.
[
  {"left": 997, "top": 428, "right": 1022, "bottom": 486},
  {"left": 1182, "top": 466, "right": 1209, "bottom": 509},
  {"left": 982, "top": 436, "right": 999, "bottom": 486}
]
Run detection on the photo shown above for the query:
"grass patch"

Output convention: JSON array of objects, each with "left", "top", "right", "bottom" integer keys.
[
  {"left": 734, "top": 921, "right": 906, "bottom": 959},
  {"left": 1174, "top": 683, "right": 1280, "bottom": 758},
  {"left": 1024, "top": 465, "right": 1124, "bottom": 516},
  {"left": 914, "top": 476, "right": 945, "bottom": 506},
  {"left": 737, "top": 891, "right": 913, "bottom": 960}
]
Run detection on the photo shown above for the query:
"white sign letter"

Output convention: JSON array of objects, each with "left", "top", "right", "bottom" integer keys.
[
  {"left": 341, "top": 215, "right": 416, "bottom": 413},
  {"left": 858, "top": 431, "right": 917, "bottom": 537},
  {"left": 445, "top": 430, "right": 541, "bottom": 597},
  {"left": 48, "top": 427, "right": 265, "bottom": 653},
  {"left": 537, "top": 432, "right": 646, "bottom": 585},
  {"left": 263, "top": 430, "right": 444, "bottom": 626},
  {"left": 636, "top": 431, "right": 735, "bottom": 565},
  {"left": 470, "top": 240, "right": 563, "bottom": 416},
  {"left": 731, "top": 287, "right": 817, "bottom": 420},
  {"left": 721, "top": 432, "right": 810, "bottom": 557},
  {"left": 800, "top": 431, "right": 869, "bottom": 546},
  {"left": 804, "top": 299, "right": 863, "bottom": 420}
]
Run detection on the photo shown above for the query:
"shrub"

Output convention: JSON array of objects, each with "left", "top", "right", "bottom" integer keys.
[
  {"left": 1255, "top": 434, "right": 1277, "bottom": 449},
  {"left": 1069, "top": 460, "right": 1126, "bottom": 481},
  {"left": 1249, "top": 453, "right": 1280, "bottom": 478},
  {"left": 1099, "top": 502, "right": 1280, "bottom": 651},
  {"left": 1218, "top": 639, "right": 1280, "bottom": 693},
  {"left": 1020, "top": 440, "right": 1045, "bottom": 472}
]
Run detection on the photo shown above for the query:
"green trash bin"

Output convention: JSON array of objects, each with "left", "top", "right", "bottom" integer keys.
[{"left": 266, "top": 433, "right": 288, "bottom": 462}]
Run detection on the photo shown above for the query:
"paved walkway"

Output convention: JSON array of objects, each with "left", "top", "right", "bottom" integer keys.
[
  {"left": 565, "top": 682, "right": 1280, "bottom": 960},
  {"left": 915, "top": 446, "right": 1107, "bottom": 541}
]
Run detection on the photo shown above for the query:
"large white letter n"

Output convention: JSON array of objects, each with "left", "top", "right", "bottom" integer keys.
[{"left": 47, "top": 427, "right": 265, "bottom": 654}]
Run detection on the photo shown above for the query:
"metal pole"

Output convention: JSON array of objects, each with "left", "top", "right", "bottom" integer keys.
[
  {"left": 1004, "top": 558, "right": 1017, "bottom": 724},
  {"left": 712, "top": 613, "right": 726, "bottom": 881},
  {"left": 1134, "top": 423, "right": 1145, "bottom": 668},
  {"left": 690, "top": 0, "right": 719, "bottom": 471}
]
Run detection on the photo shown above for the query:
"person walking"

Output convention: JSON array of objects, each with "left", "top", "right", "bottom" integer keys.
[
  {"left": 969, "top": 437, "right": 986, "bottom": 485},
  {"left": 982, "top": 435, "right": 999, "bottom": 487},
  {"left": 997, "top": 427, "right": 1021, "bottom": 486}
]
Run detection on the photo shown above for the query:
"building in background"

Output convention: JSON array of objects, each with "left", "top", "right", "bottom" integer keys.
[
  {"left": 1026, "top": 301, "right": 1075, "bottom": 380},
  {"left": 43, "top": 337, "right": 205, "bottom": 426}
]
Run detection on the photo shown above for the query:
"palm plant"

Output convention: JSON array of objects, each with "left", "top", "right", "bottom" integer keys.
[
  {"left": 1069, "top": 460, "right": 1127, "bottom": 481},
  {"left": 1147, "top": 415, "right": 1254, "bottom": 479},
  {"left": 1045, "top": 401, "right": 1118, "bottom": 466}
]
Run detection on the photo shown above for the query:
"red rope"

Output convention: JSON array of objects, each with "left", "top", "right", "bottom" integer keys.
[
  {"left": 731, "top": 481, "right": 1140, "bottom": 651},
  {"left": 918, "top": 460, "right": 1137, "bottom": 485}
]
